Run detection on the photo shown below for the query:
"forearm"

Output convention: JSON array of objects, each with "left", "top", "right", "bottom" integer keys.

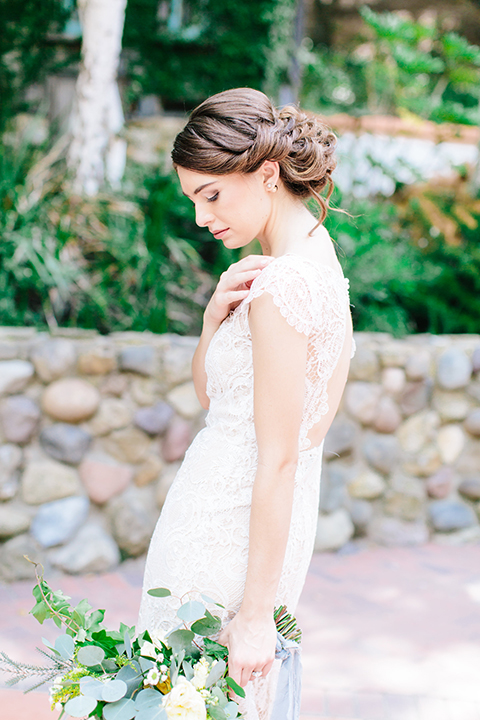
[
  {"left": 241, "top": 459, "right": 297, "bottom": 620},
  {"left": 192, "top": 315, "right": 220, "bottom": 409}
]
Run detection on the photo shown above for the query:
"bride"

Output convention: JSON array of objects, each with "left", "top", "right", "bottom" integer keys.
[{"left": 138, "top": 87, "right": 355, "bottom": 719}]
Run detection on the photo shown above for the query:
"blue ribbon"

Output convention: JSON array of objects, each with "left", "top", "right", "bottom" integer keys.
[{"left": 271, "top": 632, "right": 302, "bottom": 720}]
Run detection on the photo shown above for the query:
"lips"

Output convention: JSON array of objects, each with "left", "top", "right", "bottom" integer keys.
[{"left": 212, "top": 228, "right": 229, "bottom": 238}]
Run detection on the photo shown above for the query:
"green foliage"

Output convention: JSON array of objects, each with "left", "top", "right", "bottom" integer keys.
[
  {"left": 123, "top": 0, "right": 296, "bottom": 108},
  {"left": 0, "top": 0, "right": 73, "bottom": 132},
  {"left": 302, "top": 7, "right": 480, "bottom": 124}
]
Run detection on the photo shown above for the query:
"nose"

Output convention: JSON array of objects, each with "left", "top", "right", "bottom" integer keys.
[{"left": 195, "top": 203, "right": 214, "bottom": 228}]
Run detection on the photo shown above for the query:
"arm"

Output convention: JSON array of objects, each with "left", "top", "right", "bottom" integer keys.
[
  {"left": 219, "top": 291, "right": 308, "bottom": 687},
  {"left": 192, "top": 255, "right": 273, "bottom": 409}
]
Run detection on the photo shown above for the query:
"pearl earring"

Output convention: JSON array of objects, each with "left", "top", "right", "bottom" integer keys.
[{"left": 267, "top": 183, "right": 273, "bottom": 189}]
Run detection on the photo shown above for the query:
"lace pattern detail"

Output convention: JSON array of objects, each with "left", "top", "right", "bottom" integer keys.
[{"left": 138, "top": 254, "right": 354, "bottom": 719}]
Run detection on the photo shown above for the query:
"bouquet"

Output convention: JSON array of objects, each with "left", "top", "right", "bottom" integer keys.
[{"left": 0, "top": 560, "right": 301, "bottom": 720}]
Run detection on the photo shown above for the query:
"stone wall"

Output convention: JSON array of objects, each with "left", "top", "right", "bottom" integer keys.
[{"left": 0, "top": 327, "right": 479, "bottom": 582}]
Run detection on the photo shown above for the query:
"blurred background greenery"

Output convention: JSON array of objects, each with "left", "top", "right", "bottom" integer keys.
[{"left": 1, "top": 0, "right": 480, "bottom": 336}]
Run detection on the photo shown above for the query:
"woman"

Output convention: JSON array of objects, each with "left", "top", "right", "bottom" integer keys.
[{"left": 138, "top": 88, "right": 355, "bottom": 719}]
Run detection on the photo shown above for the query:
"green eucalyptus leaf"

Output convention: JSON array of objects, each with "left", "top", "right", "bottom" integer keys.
[
  {"left": 182, "top": 660, "right": 194, "bottom": 680},
  {"left": 191, "top": 615, "right": 221, "bottom": 637},
  {"left": 167, "top": 629, "right": 194, "bottom": 653},
  {"left": 102, "top": 679, "right": 128, "bottom": 703},
  {"left": 102, "top": 697, "right": 136, "bottom": 720},
  {"left": 135, "top": 705, "right": 167, "bottom": 720},
  {"left": 200, "top": 593, "right": 224, "bottom": 609},
  {"left": 147, "top": 588, "right": 171, "bottom": 598},
  {"left": 134, "top": 688, "right": 162, "bottom": 711},
  {"left": 225, "top": 701, "right": 240, "bottom": 719},
  {"left": 64, "top": 695, "right": 97, "bottom": 718},
  {"left": 225, "top": 677, "right": 245, "bottom": 699},
  {"left": 77, "top": 645, "right": 105, "bottom": 667},
  {"left": 176, "top": 601, "right": 205, "bottom": 623},
  {"left": 41, "top": 637, "right": 56, "bottom": 652},
  {"left": 124, "top": 629, "right": 132, "bottom": 659},
  {"left": 205, "top": 659, "right": 226, "bottom": 688},
  {"left": 116, "top": 661, "right": 143, "bottom": 698},
  {"left": 207, "top": 706, "right": 227, "bottom": 720},
  {"left": 55, "top": 634, "right": 75, "bottom": 660},
  {"left": 80, "top": 677, "right": 105, "bottom": 701},
  {"left": 138, "top": 656, "right": 155, "bottom": 673}
]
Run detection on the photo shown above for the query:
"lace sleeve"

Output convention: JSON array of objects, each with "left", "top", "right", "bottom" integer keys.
[{"left": 243, "top": 257, "right": 318, "bottom": 335}]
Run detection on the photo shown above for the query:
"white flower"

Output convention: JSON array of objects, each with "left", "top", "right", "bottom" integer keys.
[
  {"left": 160, "top": 664, "right": 168, "bottom": 672},
  {"left": 163, "top": 677, "right": 206, "bottom": 720},
  {"left": 191, "top": 657, "right": 211, "bottom": 690},
  {"left": 145, "top": 666, "right": 161, "bottom": 686},
  {"left": 140, "top": 641, "right": 159, "bottom": 659}
]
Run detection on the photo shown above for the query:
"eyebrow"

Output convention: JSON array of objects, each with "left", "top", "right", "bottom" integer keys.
[{"left": 182, "top": 181, "right": 216, "bottom": 198}]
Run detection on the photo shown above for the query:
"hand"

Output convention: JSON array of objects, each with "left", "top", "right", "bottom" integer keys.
[
  {"left": 218, "top": 610, "right": 277, "bottom": 688},
  {"left": 204, "top": 255, "right": 273, "bottom": 328}
]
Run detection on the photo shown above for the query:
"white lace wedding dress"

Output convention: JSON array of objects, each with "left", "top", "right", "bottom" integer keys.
[{"left": 138, "top": 253, "right": 354, "bottom": 719}]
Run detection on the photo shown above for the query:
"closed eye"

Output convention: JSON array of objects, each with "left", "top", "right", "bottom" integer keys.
[{"left": 207, "top": 192, "right": 219, "bottom": 203}]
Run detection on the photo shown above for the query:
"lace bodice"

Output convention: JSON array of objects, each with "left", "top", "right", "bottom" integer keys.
[{"left": 205, "top": 253, "right": 354, "bottom": 451}]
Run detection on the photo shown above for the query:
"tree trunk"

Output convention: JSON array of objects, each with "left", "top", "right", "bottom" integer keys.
[{"left": 68, "top": 0, "right": 127, "bottom": 196}]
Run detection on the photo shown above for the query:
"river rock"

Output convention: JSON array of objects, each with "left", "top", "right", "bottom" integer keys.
[
  {"left": 156, "top": 462, "right": 180, "bottom": 507},
  {"left": 161, "top": 416, "right": 192, "bottom": 462},
  {"left": 89, "top": 398, "right": 132, "bottom": 436},
  {"left": 349, "top": 499, "right": 373, "bottom": 534},
  {"left": 433, "top": 390, "right": 471, "bottom": 422},
  {"left": 0, "top": 533, "right": 46, "bottom": 581},
  {"left": 437, "top": 424, "right": 465, "bottom": 464},
  {"left": 0, "top": 360, "right": 34, "bottom": 395},
  {"left": 167, "top": 382, "right": 203, "bottom": 419},
  {"left": 0, "top": 342, "right": 18, "bottom": 360},
  {"left": 344, "top": 382, "right": 382, "bottom": 425},
  {"left": 381, "top": 368, "right": 406, "bottom": 395},
  {"left": 107, "top": 486, "right": 158, "bottom": 557},
  {"left": 77, "top": 344, "right": 117, "bottom": 375},
  {"left": 0, "top": 443, "right": 22, "bottom": 500},
  {"left": 362, "top": 433, "right": 400, "bottom": 475},
  {"left": 472, "top": 345, "right": 480, "bottom": 373},
  {"left": 31, "top": 496, "right": 89, "bottom": 547},
  {"left": 130, "top": 377, "right": 162, "bottom": 406},
  {"left": 368, "top": 517, "right": 429, "bottom": 546},
  {"left": 455, "top": 440, "right": 480, "bottom": 476},
  {"left": 405, "top": 350, "right": 432, "bottom": 380},
  {"left": 429, "top": 500, "right": 477, "bottom": 532},
  {"left": 79, "top": 454, "right": 133, "bottom": 504},
  {"left": 348, "top": 345, "right": 379, "bottom": 381},
  {"left": 436, "top": 348, "right": 472, "bottom": 390},
  {"left": 134, "top": 402, "right": 174, "bottom": 436},
  {"left": 403, "top": 444, "right": 441, "bottom": 477},
  {"left": 348, "top": 469, "right": 386, "bottom": 499},
  {"left": 0, "top": 395, "right": 40, "bottom": 444},
  {"left": 0, "top": 504, "right": 31, "bottom": 538},
  {"left": 31, "top": 338, "right": 76, "bottom": 382},
  {"left": 22, "top": 458, "right": 81, "bottom": 504},
  {"left": 319, "top": 462, "right": 350, "bottom": 513},
  {"left": 100, "top": 373, "right": 128, "bottom": 397},
  {"left": 465, "top": 409, "right": 480, "bottom": 437},
  {"left": 373, "top": 396, "right": 401, "bottom": 433},
  {"left": 458, "top": 476, "right": 480, "bottom": 501},
  {"left": 379, "top": 340, "right": 410, "bottom": 368},
  {"left": 426, "top": 466, "right": 455, "bottom": 499},
  {"left": 384, "top": 474, "right": 425, "bottom": 521},
  {"left": 397, "top": 410, "right": 439, "bottom": 454},
  {"left": 119, "top": 345, "right": 156, "bottom": 376},
  {"left": 400, "top": 380, "right": 431, "bottom": 416},
  {"left": 102, "top": 427, "right": 151, "bottom": 464},
  {"left": 315, "top": 508, "right": 354, "bottom": 552},
  {"left": 40, "top": 423, "right": 92, "bottom": 465},
  {"left": 50, "top": 522, "right": 120, "bottom": 574},
  {"left": 163, "top": 337, "right": 198, "bottom": 386},
  {"left": 323, "top": 418, "right": 357, "bottom": 458},
  {"left": 434, "top": 526, "right": 480, "bottom": 546},
  {"left": 135, "top": 455, "right": 164, "bottom": 487},
  {"left": 42, "top": 378, "right": 100, "bottom": 422}
]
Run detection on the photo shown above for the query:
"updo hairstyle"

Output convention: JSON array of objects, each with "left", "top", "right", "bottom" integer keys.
[{"left": 172, "top": 88, "right": 337, "bottom": 226}]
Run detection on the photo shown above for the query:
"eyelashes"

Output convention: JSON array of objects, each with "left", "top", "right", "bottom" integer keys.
[{"left": 206, "top": 192, "right": 219, "bottom": 203}]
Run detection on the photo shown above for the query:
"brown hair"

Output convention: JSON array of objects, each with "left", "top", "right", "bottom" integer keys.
[{"left": 172, "top": 88, "right": 337, "bottom": 226}]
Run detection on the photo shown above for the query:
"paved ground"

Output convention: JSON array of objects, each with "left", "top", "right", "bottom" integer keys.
[{"left": 1, "top": 543, "right": 480, "bottom": 720}]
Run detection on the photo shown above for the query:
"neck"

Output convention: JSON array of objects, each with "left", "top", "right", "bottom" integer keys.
[{"left": 256, "top": 187, "right": 319, "bottom": 257}]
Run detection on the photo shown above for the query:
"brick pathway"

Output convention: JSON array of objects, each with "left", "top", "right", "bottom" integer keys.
[{"left": 1, "top": 543, "right": 480, "bottom": 719}]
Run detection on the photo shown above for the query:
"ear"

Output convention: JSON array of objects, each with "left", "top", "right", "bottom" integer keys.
[{"left": 260, "top": 160, "right": 280, "bottom": 190}]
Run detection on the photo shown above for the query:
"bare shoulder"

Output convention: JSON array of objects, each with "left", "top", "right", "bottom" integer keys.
[{"left": 290, "top": 224, "right": 344, "bottom": 276}]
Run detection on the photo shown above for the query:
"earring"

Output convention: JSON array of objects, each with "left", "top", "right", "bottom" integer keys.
[
  {"left": 272, "top": 184, "right": 278, "bottom": 192},
  {"left": 267, "top": 183, "right": 273, "bottom": 189}
]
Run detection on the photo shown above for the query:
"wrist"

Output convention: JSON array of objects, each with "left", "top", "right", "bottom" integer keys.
[{"left": 239, "top": 600, "right": 275, "bottom": 623}]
